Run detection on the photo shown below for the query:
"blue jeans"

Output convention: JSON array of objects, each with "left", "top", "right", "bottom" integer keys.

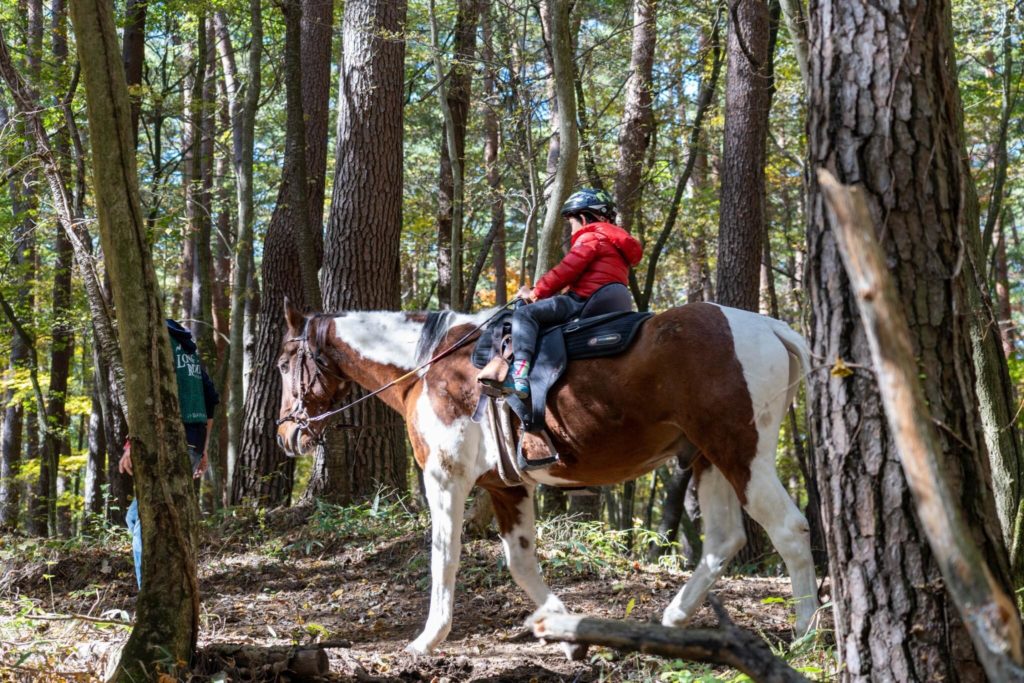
[
  {"left": 126, "top": 445, "right": 202, "bottom": 588},
  {"left": 125, "top": 498, "right": 142, "bottom": 588}
]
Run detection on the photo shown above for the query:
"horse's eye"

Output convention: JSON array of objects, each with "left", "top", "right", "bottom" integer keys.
[{"left": 278, "top": 360, "right": 289, "bottom": 373}]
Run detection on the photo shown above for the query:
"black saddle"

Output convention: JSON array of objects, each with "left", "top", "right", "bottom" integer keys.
[{"left": 472, "top": 283, "right": 652, "bottom": 439}]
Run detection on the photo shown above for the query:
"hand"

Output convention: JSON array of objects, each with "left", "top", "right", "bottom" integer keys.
[
  {"left": 118, "top": 443, "right": 133, "bottom": 476},
  {"left": 516, "top": 286, "right": 535, "bottom": 303},
  {"left": 193, "top": 452, "right": 209, "bottom": 479}
]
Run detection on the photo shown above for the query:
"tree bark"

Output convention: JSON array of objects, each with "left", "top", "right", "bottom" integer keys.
[
  {"left": 84, "top": 380, "right": 106, "bottom": 518},
  {"left": 69, "top": 0, "right": 200, "bottom": 676},
  {"left": 120, "top": 0, "right": 147, "bottom": 143},
  {"left": 534, "top": 0, "right": 578, "bottom": 276},
  {"left": 715, "top": 0, "right": 771, "bottom": 312},
  {"left": 434, "top": 0, "right": 478, "bottom": 310},
  {"left": 806, "top": 1, "right": 1019, "bottom": 678},
  {"left": 819, "top": 170, "right": 1024, "bottom": 682},
  {"left": 312, "top": 0, "right": 408, "bottom": 502},
  {"left": 215, "top": 5, "right": 262, "bottom": 499},
  {"left": 481, "top": 1, "right": 506, "bottom": 306},
  {"left": 614, "top": 0, "right": 657, "bottom": 236},
  {"left": 235, "top": 0, "right": 332, "bottom": 506}
]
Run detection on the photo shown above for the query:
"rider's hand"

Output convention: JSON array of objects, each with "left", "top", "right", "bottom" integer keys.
[
  {"left": 516, "top": 286, "right": 535, "bottom": 303},
  {"left": 118, "top": 441, "right": 133, "bottom": 476},
  {"left": 193, "top": 452, "right": 209, "bottom": 479}
]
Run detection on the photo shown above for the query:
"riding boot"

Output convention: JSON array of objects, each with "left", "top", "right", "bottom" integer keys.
[{"left": 477, "top": 356, "right": 510, "bottom": 397}]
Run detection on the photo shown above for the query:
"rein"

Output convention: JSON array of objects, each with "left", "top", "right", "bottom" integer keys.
[{"left": 278, "top": 302, "right": 517, "bottom": 437}]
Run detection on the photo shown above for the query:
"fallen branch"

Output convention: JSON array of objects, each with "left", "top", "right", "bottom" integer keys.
[
  {"left": 194, "top": 640, "right": 351, "bottom": 679},
  {"left": 26, "top": 612, "right": 132, "bottom": 626},
  {"left": 529, "top": 596, "right": 808, "bottom": 683}
]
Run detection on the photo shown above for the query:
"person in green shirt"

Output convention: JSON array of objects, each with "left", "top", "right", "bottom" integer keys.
[{"left": 118, "top": 319, "right": 220, "bottom": 588}]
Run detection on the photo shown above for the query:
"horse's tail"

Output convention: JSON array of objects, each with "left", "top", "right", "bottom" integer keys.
[{"left": 768, "top": 318, "right": 811, "bottom": 407}]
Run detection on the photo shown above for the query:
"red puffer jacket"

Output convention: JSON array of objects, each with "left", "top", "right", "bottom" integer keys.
[{"left": 532, "top": 222, "right": 643, "bottom": 300}]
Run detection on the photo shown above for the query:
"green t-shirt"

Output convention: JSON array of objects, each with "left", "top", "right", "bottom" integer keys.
[{"left": 170, "top": 336, "right": 208, "bottom": 424}]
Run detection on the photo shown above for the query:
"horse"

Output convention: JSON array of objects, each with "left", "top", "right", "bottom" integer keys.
[{"left": 275, "top": 300, "right": 819, "bottom": 655}]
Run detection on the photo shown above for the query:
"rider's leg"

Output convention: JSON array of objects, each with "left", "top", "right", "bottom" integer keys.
[
  {"left": 662, "top": 465, "right": 746, "bottom": 627},
  {"left": 509, "top": 295, "right": 585, "bottom": 394}
]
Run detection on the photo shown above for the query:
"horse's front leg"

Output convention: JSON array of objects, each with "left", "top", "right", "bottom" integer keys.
[{"left": 406, "top": 452, "right": 472, "bottom": 655}]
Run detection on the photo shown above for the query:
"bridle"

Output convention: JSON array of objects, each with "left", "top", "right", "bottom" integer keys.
[{"left": 276, "top": 303, "right": 518, "bottom": 447}]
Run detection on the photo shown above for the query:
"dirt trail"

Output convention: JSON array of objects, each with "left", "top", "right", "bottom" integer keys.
[{"left": 1, "top": 505, "right": 817, "bottom": 681}]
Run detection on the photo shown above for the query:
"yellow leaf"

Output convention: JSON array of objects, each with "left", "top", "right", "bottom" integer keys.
[{"left": 831, "top": 357, "right": 854, "bottom": 378}]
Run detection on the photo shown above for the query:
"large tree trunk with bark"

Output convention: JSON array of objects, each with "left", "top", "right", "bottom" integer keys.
[
  {"left": 806, "top": 1, "right": 1017, "bottom": 679},
  {"left": 310, "top": 0, "right": 408, "bottom": 502},
  {"left": 235, "top": 0, "right": 331, "bottom": 506},
  {"left": 69, "top": 0, "right": 200, "bottom": 677}
]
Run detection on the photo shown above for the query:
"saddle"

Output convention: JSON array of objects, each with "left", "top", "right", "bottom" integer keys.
[{"left": 471, "top": 284, "right": 652, "bottom": 474}]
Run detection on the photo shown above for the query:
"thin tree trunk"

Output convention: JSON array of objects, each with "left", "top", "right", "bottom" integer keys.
[
  {"left": 84, "top": 380, "right": 106, "bottom": 518},
  {"left": 614, "top": 0, "right": 657, "bottom": 236},
  {"left": 215, "top": 5, "right": 262, "bottom": 499},
  {"left": 481, "top": 1, "right": 506, "bottom": 306},
  {"left": 433, "top": 0, "right": 478, "bottom": 310},
  {"left": 70, "top": 0, "right": 200, "bottom": 674},
  {"left": 534, "top": 0, "right": 578, "bottom": 276},
  {"left": 121, "top": 0, "right": 147, "bottom": 143}
]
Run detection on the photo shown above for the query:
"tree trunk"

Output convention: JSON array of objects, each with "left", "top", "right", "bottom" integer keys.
[
  {"left": 43, "top": 0, "right": 76, "bottom": 538},
  {"left": 120, "top": 0, "right": 147, "bottom": 143},
  {"left": 0, "top": 104, "right": 26, "bottom": 533},
  {"left": 215, "top": 4, "right": 262, "bottom": 499},
  {"left": 434, "top": 0, "right": 479, "bottom": 309},
  {"left": 716, "top": 0, "right": 771, "bottom": 312},
  {"left": 715, "top": 0, "right": 775, "bottom": 568},
  {"left": 613, "top": 0, "right": 656, "bottom": 236},
  {"left": 312, "top": 0, "right": 408, "bottom": 502},
  {"left": 534, "top": 0, "right": 578, "bottom": 276},
  {"left": 84, "top": 380, "right": 106, "bottom": 518},
  {"left": 806, "top": 1, "right": 1017, "bottom": 678},
  {"left": 69, "top": 0, "right": 200, "bottom": 676},
  {"left": 235, "top": 0, "right": 332, "bottom": 506},
  {"left": 481, "top": 1, "right": 506, "bottom": 306},
  {"left": 995, "top": 218, "right": 1014, "bottom": 356}
]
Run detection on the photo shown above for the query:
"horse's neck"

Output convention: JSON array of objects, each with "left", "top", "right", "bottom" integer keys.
[{"left": 329, "top": 311, "right": 424, "bottom": 411}]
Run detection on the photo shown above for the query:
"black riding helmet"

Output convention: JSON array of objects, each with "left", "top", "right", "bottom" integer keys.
[{"left": 560, "top": 188, "right": 616, "bottom": 223}]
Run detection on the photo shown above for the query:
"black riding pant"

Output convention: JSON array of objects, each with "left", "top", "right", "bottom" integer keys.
[{"left": 511, "top": 293, "right": 586, "bottom": 361}]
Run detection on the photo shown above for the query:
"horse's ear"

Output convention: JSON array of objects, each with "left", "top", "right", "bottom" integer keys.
[{"left": 283, "top": 297, "right": 305, "bottom": 335}]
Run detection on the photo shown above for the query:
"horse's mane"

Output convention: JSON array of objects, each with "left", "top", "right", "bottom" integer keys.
[
  {"left": 310, "top": 313, "right": 337, "bottom": 354},
  {"left": 415, "top": 311, "right": 456, "bottom": 366}
]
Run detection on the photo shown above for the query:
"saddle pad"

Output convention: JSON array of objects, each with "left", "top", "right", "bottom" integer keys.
[{"left": 562, "top": 311, "right": 652, "bottom": 360}]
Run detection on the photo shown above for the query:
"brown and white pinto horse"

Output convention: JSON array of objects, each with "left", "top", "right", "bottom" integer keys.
[{"left": 276, "top": 301, "right": 818, "bottom": 655}]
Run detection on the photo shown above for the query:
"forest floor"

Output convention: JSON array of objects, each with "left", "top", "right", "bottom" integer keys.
[{"left": 1, "top": 497, "right": 834, "bottom": 682}]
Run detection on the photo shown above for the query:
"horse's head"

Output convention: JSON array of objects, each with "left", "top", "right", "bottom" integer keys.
[{"left": 276, "top": 299, "right": 351, "bottom": 456}]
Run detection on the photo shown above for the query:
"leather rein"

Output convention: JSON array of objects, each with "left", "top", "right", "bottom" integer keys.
[{"left": 276, "top": 304, "right": 517, "bottom": 442}]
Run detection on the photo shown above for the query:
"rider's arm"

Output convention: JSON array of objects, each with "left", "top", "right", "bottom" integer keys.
[{"left": 532, "top": 234, "right": 600, "bottom": 300}]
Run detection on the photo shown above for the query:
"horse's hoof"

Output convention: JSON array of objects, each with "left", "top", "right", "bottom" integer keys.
[
  {"left": 661, "top": 607, "right": 690, "bottom": 629},
  {"left": 561, "top": 642, "right": 589, "bottom": 661},
  {"left": 405, "top": 639, "right": 433, "bottom": 656}
]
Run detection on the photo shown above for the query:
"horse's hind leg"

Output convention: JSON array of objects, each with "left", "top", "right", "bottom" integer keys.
[
  {"left": 488, "top": 485, "right": 585, "bottom": 660},
  {"left": 488, "top": 486, "right": 566, "bottom": 615},
  {"left": 742, "top": 451, "right": 818, "bottom": 634},
  {"left": 406, "top": 458, "right": 472, "bottom": 655},
  {"left": 662, "top": 465, "right": 746, "bottom": 627}
]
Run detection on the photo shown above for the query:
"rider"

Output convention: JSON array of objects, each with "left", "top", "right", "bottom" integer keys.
[{"left": 496, "top": 188, "right": 642, "bottom": 398}]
